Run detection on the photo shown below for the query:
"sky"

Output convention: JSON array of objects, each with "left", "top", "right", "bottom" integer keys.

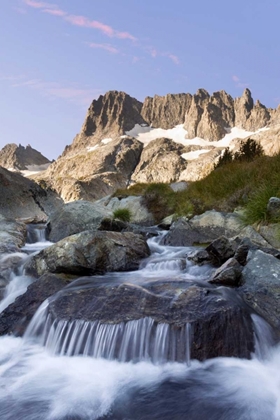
[{"left": 1, "top": 0, "right": 280, "bottom": 160}]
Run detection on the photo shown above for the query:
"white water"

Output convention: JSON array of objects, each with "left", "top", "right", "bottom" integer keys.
[
  {"left": 0, "top": 224, "right": 52, "bottom": 313},
  {"left": 0, "top": 230, "right": 279, "bottom": 419}
]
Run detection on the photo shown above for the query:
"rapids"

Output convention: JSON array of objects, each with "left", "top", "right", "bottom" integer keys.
[{"left": 0, "top": 227, "right": 279, "bottom": 419}]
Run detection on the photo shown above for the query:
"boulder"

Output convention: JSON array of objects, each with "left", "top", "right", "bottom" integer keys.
[
  {"left": 0, "top": 215, "right": 26, "bottom": 253},
  {"left": 259, "top": 224, "right": 280, "bottom": 249},
  {"left": 0, "top": 273, "right": 69, "bottom": 336},
  {"left": 234, "top": 225, "right": 272, "bottom": 248},
  {"left": 205, "top": 236, "right": 238, "bottom": 265},
  {"left": 163, "top": 211, "right": 243, "bottom": 246},
  {"left": 96, "top": 195, "right": 155, "bottom": 226},
  {"left": 162, "top": 218, "right": 213, "bottom": 246},
  {"left": 44, "top": 280, "right": 254, "bottom": 361},
  {"left": 47, "top": 200, "right": 113, "bottom": 242},
  {"left": 267, "top": 197, "right": 280, "bottom": 220},
  {"left": 209, "top": 257, "right": 243, "bottom": 287},
  {"left": 25, "top": 231, "right": 150, "bottom": 277},
  {"left": 0, "top": 167, "right": 63, "bottom": 220},
  {"left": 239, "top": 250, "right": 280, "bottom": 331}
]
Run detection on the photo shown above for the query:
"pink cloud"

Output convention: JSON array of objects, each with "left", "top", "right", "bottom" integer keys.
[
  {"left": 43, "top": 8, "right": 67, "bottom": 17},
  {"left": 147, "top": 47, "right": 179, "bottom": 64},
  {"left": 23, "top": 0, "right": 57, "bottom": 8},
  {"left": 166, "top": 54, "right": 180, "bottom": 65},
  {"left": 23, "top": 0, "right": 136, "bottom": 40},
  {"left": 10, "top": 77, "right": 101, "bottom": 106},
  {"left": 232, "top": 75, "right": 249, "bottom": 88},
  {"left": 87, "top": 43, "right": 119, "bottom": 54}
]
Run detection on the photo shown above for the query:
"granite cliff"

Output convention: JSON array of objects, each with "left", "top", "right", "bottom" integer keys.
[{"left": 31, "top": 88, "right": 280, "bottom": 201}]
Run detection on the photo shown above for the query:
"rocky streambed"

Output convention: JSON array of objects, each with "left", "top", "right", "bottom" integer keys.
[{"left": 0, "top": 203, "right": 280, "bottom": 419}]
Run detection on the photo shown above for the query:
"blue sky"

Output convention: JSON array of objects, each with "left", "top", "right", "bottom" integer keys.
[{"left": 1, "top": 0, "right": 279, "bottom": 159}]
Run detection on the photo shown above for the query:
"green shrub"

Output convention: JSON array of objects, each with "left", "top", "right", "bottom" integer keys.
[
  {"left": 234, "top": 138, "right": 264, "bottom": 162},
  {"left": 113, "top": 208, "right": 132, "bottom": 222},
  {"left": 214, "top": 147, "right": 233, "bottom": 169},
  {"left": 242, "top": 184, "right": 280, "bottom": 225}
]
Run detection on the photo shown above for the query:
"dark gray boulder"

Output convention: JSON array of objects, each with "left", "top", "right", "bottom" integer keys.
[
  {"left": 45, "top": 280, "right": 254, "bottom": 361},
  {"left": 239, "top": 250, "right": 280, "bottom": 332},
  {"left": 209, "top": 257, "right": 243, "bottom": 287}
]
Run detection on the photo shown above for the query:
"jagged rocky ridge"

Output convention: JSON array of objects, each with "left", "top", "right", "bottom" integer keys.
[
  {"left": 33, "top": 88, "right": 280, "bottom": 201},
  {"left": 0, "top": 143, "right": 51, "bottom": 172}
]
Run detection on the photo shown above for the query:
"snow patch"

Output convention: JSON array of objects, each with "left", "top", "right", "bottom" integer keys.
[
  {"left": 125, "top": 124, "right": 271, "bottom": 156},
  {"left": 182, "top": 149, "right": 211, "bottom": 161},
  {"left": 87, "top": 145, "right": 99, "bottom": 152},
  {"left": 101, "top": 138, "right": 112, "bottom": 145}
]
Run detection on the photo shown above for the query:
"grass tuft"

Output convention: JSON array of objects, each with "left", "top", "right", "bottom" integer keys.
[{"left": 113, "top": 208, "right": 132, "bottom": 222}]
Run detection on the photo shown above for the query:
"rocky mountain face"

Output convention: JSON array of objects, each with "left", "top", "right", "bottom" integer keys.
[
  {"left": 141, "top": 93, "right": 192, "bottom": 129},
  {"left": 33, "top": 88, "right": 280, "bottom": 201},
  {"left": 0, "top": 143, "right": 51, "bottom": 171}
]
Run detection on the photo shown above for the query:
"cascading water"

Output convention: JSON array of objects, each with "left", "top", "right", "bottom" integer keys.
[
  {"left": 0, "top": 231, "right": 280, "bottom": 419},
  {"left": 0, "top": 224, "right": 53, "bottom": 313}
]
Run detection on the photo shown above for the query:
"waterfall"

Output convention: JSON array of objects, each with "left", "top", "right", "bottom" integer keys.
[
  {"left": 25, "top": 302, "right": 192, "bottom": 365},
  {"left": 26, "top": 223, "right": 48, "bottom": 243},
  {"left": 251, "top": 313, "right": 275, "bottom": 360}
]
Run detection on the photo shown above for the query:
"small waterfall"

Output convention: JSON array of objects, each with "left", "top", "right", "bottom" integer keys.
[
  {"left": 26, "top": 303, "right": 192, "bottom": 365},
  {"left": 251, "top": 313, "right": 275, "bottom": 360},
  {"left": 26, "top": 223, "right": 48, "bottom": 244}
]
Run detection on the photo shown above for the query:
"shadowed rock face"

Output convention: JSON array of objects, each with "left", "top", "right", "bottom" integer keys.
[
  {"left": 141, "top": 93, "right": 192, "bottom": 129},
  {"left": 0, "top": 143, "right": 50, "bottom": 171}
]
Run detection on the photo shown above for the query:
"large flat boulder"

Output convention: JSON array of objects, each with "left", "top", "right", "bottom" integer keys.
[
  {"left": 42, "top": 280, "right": 254, "bottom": 361},
  {"left": 25, "top": 231, "right": 150, "bottom": 277}
]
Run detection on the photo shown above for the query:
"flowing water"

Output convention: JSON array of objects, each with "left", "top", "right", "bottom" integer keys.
[{"left": 0, "top": 230, "right": 279, "bottom": 419}]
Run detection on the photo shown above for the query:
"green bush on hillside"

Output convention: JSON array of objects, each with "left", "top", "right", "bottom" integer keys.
[{"left": 214, "top": 138, "right": 264, "bottom": 169}]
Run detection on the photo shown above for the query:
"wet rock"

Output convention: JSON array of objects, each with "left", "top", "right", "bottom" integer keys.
[
  {"left": 25, "top": 231, "right": 150, "bottom": 277},
  {"left": 209, "top": 258, "right": 243, "bottom": 287},
  {"left": 46, "top": 280, "right": 254, "bottom": 361},
  {"left": 0, "top": 273, "right": 69, "bottom": 336},
  {"left": 47, "top": 200, "right": 113, "bottom": 242},
  {"left": 205, "top": 236, "right": 238, "bottom": 265},
  {"left": 187, "top": 249, "right": 212, "bottom": 265},
  {"left": 239, "top": 250, "right": 280, "bottom": 331}
]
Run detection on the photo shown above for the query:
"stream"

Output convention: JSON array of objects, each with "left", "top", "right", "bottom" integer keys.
[{"left": 0, "top": 227, "right": 279, "bottom": 419}]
